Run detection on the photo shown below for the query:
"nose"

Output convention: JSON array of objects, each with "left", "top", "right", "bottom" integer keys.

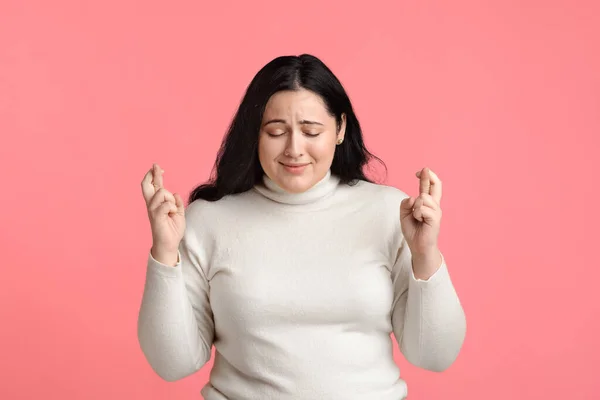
[{"left": 284, "top": 131, "right": 304, "bottom": 158}]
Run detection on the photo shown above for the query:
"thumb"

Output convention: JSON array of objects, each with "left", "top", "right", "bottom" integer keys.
[
  {"left": 400, "top": 196, "right": 416, "bottom": 217},
  {"left": 174, "top": 193, "right": 185, "bottom": 214}
]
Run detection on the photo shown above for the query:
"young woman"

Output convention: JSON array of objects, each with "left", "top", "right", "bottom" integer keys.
[{"left": 138, "top": 54, "right": 466, "bottom": 400}]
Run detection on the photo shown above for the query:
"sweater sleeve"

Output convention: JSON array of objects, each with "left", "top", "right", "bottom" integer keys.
[
  {"left": 390, "top": 238, "right": 467, "bottom": 372},
  {"left": 137, "top": 219, "right": 214, "bottom": 381}
]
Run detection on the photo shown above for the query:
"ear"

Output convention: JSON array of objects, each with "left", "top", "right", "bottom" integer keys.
[{"left": 337, "top": 113, "right": 347, "bottom": 141}]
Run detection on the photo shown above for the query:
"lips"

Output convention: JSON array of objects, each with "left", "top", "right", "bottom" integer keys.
[
  {"left": 281, "top": 163, "right": 309, "bottom": 167},
  {"left": 280, "top": 162, "right": 309, "bottom": 174}
]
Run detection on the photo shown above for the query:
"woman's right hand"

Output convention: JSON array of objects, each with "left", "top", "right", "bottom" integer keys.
[{"left": 141, "top": 163, "right": 186, "bottom": 266}]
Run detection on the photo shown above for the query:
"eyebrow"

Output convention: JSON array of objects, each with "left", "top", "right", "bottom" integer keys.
[{"left": 263, "top": 119, "right": 324, "bottom": 127}]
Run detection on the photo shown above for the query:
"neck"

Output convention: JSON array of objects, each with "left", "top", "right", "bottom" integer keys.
[{"left": 254, "top": 170, "right": 340, "bottom": 205}]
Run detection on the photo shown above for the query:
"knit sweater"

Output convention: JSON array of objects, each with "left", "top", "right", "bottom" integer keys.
[{"left": 137, "top": 170, "right": 466, "bottom": 399}]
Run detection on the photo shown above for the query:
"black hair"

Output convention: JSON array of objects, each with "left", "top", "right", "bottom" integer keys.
[{"left": 188, "top": 53, "right": 385, "bottom": 203}]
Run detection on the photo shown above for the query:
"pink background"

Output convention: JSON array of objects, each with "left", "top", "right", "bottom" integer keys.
[{"left": 1, "top": 0, "right": 599, "bottom": 399}]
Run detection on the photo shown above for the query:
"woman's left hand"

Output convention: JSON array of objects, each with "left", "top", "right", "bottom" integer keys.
[{"left": 400, "top": 167, "right": 443, "bottom": 278}]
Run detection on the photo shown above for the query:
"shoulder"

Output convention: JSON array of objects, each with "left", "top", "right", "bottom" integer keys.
[
  {"left": 336, "top": 179, "right": 410, "bottom": 233},
  {"left": 343, "top": 179, "right": 410, "bottom": 208},
  {"left": 341, "top": 179, "right": 409, "bottom": 259},
  {"left": 183, "top": 190, "right": 256, "bottom": 230}
]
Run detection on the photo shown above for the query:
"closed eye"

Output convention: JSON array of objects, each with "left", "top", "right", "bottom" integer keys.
[{"left": 264, "top": 129, "right": 321, "bottom": 137}]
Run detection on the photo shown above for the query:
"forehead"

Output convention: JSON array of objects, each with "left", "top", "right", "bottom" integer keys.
[{"left": 263, "top": 89, "right": 329, "bottom": 117}]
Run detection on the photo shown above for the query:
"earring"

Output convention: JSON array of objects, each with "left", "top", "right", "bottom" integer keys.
[{"left": 336, "top": 138, "right": 343, "bottom": 145}]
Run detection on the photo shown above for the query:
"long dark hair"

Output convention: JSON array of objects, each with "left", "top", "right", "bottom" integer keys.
[{"left": 188, "top": 53, "right": 385, "bottom": 203}]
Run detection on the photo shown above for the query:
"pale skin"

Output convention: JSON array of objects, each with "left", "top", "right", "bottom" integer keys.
[
  {"left": 257, "top": 89, "right": 346, "bottom": 194},
  {"left": 141, "top": 89, "right": 444, "bottom": 279},
  {"left": 401, "top": 167, "right": 444, "bottom": 280},
  {"left": 141, "top": 164, "right": 184, "bottom": 267}
]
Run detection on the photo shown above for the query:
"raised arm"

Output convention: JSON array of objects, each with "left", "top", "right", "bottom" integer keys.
[
  {"left": 137, "top": 164, "right": 214, "bottom": 381},
  {"left": 391, "top": 167, "right": 466, "bottom": 371}
]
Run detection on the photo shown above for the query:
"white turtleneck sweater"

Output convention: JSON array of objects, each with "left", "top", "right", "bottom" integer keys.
[{"left": 137, "top": 171, "right": 466, "bottom": 400}]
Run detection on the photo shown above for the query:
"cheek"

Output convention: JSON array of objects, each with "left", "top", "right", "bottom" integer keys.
[
  {"left": 258, "top": 136, "right": 281, "bottom": 161},
  {"left": 308, "top": 138, "right": 336, "bottom": 161}
]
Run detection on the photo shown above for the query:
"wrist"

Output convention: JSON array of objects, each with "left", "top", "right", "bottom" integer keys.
[
  {"left": 411, "top": 248, "right": 442, "bottom": 280},
  {"left": 151, "top": 246, "right": 179, "bottom": 267}
]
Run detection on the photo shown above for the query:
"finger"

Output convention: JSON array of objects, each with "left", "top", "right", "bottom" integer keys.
[
  {"left": 410, "top": 195, "right": 424, "bottom": 221},
  {"left": 152, "top": 163, "right": 164, "bottom": 191},
  {"left": 427, "top": 169, "right": 442, "bottom": 204},
  {"left": 418, "top": 167, "right": 431, "bottom": 195},
  {"left": 400, "top": 196, "right": 416, "bottom": 217},
  {"left": 174, "top": 193, "right": 185, "bottom": 214},
  {"left": 416, "top": 193, "right": 439, "bottom": 209},
  {"left": 412, "top": 202, "right": 423, "bottom": 221},
  {"left": 400, "top": 196, "right": 416, "bottom": 210},
  {"left": 149, "top": 188, "right": 176, "bottom": 213},
  {"left": 156, "top": 201, "right": 178, "bottom": 217},
  {"left": 141, "top": 168, "right": 155, "bottom": 205},
  {"left": 416, "top": 168, "right": 442, "bottom": 204},
  {"left": 411, "top": 195, "right": 440, "bottom": 221},
  {"left": 413, "top": 205, "right": 438, "bottom": 225}
]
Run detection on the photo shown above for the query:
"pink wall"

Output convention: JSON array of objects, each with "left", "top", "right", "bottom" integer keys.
[{"left": 1, "top": 0, "right": 599, "bottom": 398}]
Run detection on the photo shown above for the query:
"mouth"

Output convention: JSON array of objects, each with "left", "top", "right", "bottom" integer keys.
[
  {"left": 280, "top": 162, "right": 310, "bottom": 173},
  {"left": 280, "top": 162, "right": 309, "bottom": 167}
]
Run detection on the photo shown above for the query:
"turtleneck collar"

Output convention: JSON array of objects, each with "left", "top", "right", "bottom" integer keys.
[{"left": 253, "top": 170, "right": 340, "bottom": 205}]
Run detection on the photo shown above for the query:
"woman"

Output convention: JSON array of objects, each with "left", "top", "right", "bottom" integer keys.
[{"left": 138, "top": 54, "right": 466, "bottom": 400}]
